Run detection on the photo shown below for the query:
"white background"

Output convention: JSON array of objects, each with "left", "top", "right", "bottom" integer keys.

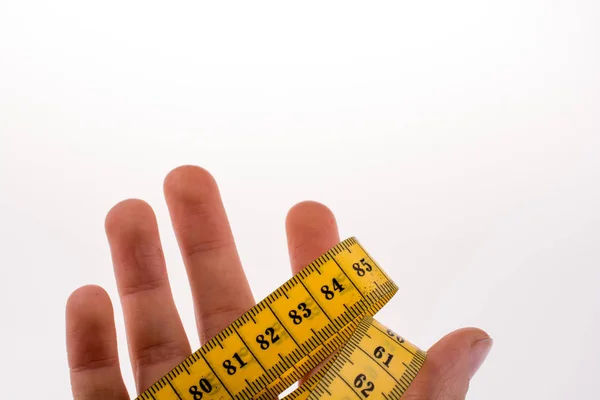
[{"left": 1, "top": 1, "right": 599, "bottom": 398}]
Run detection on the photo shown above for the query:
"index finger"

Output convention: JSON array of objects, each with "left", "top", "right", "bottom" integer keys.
[{"left": 286, "top": 201, "right": 341, "bottom": 274}]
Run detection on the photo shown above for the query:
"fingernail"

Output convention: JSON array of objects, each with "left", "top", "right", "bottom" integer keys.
[{"left": 468, "top": 338, "right": 493, "bottom": 379}]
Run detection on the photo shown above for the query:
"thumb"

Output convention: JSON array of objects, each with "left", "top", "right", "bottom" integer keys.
[{"left": 403, "top": 328, "right": 493, "bottom": 399}]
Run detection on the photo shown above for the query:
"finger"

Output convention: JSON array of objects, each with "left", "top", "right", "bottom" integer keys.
[
  {"left": 402, "top": 328, "right": 493, "bottom": 399},
  {"left": 285, "top": 201, "right": 341, "bottom": 275},
  {"left": 66, "top": 285, "right": 129, "bottom": 400},
  {"left": 105, "top": 199, "right": 191, "bottom": 393},
  {"left": 285, "top": 200, "right": 340, "bottom": 384},
  {"left": 164, "top": 165, "right": 255, "bottom": 343}
]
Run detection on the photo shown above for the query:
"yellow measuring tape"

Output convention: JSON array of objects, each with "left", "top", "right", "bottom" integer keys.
[{"left": 136, "top": 237, "right": 426, "bottom": 400}]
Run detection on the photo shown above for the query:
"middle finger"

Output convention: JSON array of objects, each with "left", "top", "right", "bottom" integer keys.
[{"left": 164, "top": 165, "right": 255, "bottom": 343}]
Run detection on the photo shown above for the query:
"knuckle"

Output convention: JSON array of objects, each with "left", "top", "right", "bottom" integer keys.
[
  {"left": 198, "top": 304, "right": 248, "bottom": 342},
  {"left": 70, "top": 354, "right": 120, "bottom": 374},
  {"left": 134, "top": 339, "right": 190, "bottom": 369},
  {"left": 119, "top": 274, "right": 166, "bottom": 298},
  {"left": 185, "top": 236, "right": 236, "bottom": 258}
]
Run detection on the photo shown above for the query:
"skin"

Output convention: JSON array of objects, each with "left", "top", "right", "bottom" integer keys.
[{"left": 66, "top": 165, "right": 492, "bottom": 400}]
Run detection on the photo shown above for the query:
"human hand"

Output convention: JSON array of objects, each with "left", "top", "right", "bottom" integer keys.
[{"left": 66, "top": 165, "right": 492, "bottom": 399}]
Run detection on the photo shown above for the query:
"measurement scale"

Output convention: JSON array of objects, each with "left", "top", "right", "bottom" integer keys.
[{"left": 135, "top": 237, "right": 425, "bottom": 400}]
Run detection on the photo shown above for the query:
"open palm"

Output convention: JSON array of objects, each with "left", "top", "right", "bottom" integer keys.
[{"left": 66, "top": 165, "right": 492, "bottom": 399}]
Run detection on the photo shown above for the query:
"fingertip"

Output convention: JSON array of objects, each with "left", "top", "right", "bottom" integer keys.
[
  {"left": 424, "top": 326, "right": 493, "bottom": 385},
  {"left": 163, "top": 165, "right": 219, "bottom": 201},
  {"left": 440, "top": 327, "right": 492, "bottom": 346},
  {"left": 66, "top": 285, "right": 115, "bottom": 339},
  {"left": 105, "top": 198, "right": 157, "bottom": 237},
  {"left": 66, "top": 285, "right": 118, "bottom": 370},
  {"left": 285, "top": 201, "right": 340, "bottom": 274},
  {"left": 285, "top": 200, "right": 338, "bottom": 232},
  {"left": 66, "top": 284, "right": 113, "bottom": 318},
  {"left": 427, "top": 327, "right": 492, "bottom": 363}
]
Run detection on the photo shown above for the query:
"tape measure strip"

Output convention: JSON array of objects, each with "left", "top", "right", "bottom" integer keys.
[{"left": 135, "top": 237, "right": 426, "bottom": 400}]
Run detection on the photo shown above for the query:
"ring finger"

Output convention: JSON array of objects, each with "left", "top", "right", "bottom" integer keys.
[{"left": 105, "top": 199, "right": 191, "bottom": 393}]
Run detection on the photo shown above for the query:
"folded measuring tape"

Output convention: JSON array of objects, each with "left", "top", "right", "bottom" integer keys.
[{"left": 136, "top": 237, "right": 426, "bottom": 400}]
